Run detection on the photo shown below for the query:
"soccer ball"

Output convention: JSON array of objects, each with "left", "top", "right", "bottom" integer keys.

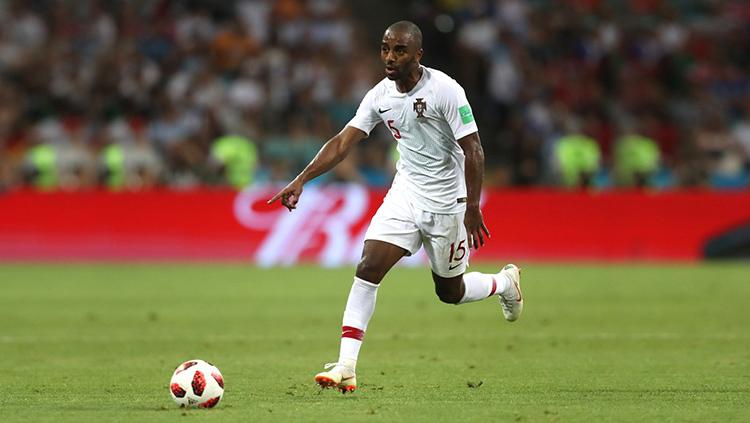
[{"left": 169, "top": 359, "right": 224, "bottom": 408}]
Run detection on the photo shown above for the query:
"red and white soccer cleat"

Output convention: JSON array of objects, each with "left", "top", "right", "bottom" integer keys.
[
  {"left": 498, "top": 264, "right": 523, "bottom": 322},
  {"left": 314, "top": 362, "right": 357, "bottom": 394}
]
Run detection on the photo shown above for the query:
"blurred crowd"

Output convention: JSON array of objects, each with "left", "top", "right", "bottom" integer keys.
[{"left": 1, "top": 0, "right": 749, "bottom": 192}]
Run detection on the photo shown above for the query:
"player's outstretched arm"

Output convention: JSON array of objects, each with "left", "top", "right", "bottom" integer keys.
[
  {"left": 268, "top": 126, "right": 367, "bottom": 211},
  {"left": 458, "top": 132, "right": 491, "bottom": 249}
]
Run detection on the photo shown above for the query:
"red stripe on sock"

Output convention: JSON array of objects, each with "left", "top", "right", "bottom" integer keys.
[
  {"left": 488, "top": 277, "right": 498, "bottom": 297},
  {"left": 341, "top": 326, "right": 365, "bottom": 341}
]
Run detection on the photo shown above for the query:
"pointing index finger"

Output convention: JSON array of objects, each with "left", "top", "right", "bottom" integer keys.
[{"left": 267, "top": 191, "right": 283, "bottom": 204}]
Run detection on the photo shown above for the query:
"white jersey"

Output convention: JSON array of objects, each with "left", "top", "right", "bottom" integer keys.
[{"left": 347, "top": 66, "right": 478, "bottom": 214}]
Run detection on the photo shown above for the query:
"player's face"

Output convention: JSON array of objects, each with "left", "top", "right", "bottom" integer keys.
[{"left": 380, "top": 30, "right": 422, "bottom": 81}]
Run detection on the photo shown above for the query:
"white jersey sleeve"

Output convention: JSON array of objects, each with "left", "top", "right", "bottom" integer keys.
[
  {"left": 346, "top": 86, "right": 381, "bottom": 136},
  {"left": 439, "top": 80, "right": 478, "bottom": 141}
]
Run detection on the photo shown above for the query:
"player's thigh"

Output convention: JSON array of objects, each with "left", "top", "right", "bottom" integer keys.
[
  {"left": 363, "top": 188, "right": 422, "bottom": 256},
  {"left": 359, "top": 190, "right": 421, "bottom": 283},
  {"left": 420, "top": 211, "right": 468, "bottom": 278}
]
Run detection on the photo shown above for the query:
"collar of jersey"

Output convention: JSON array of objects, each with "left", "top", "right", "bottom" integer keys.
[{"left": 389, "top": 66, "right": 428, "bottom": 97}]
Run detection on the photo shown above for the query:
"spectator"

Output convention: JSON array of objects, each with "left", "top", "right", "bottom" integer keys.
[
  {"left": 553, "top": 119, "right": 602, "bottom": 189},
  {"left": 613, "top": 122, "right": 661, "bottom": 188},
  {"left": 263, "top": 117, "right": 323, "bottom": 180},
  {"left": 23, "top": 143, "right": 57, "bottom": 190},
  {"left": 100, "top": 117, "right": 163, "bottom": 191},
  {"left": 731, "top": 100, "right": 750, "bottom": 169},
  {"left": 147, "top": 99, "right": 202, "bottom": 182},
  {"left": 694, "top": 111, "right": 749, "bottom": 189},
  {"left": 209, "top": 134, "right": 258, "bottom": 189},
  {"left": 212, "top": 16, "right": 260, "bottom": 75}
]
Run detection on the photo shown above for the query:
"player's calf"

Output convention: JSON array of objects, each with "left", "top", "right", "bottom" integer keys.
[
  {"left": 432, "top": 272, "right": 464, "bottom": 304},
  {"left": 439, "top": 265, "right": 524, "bottom": 322}
]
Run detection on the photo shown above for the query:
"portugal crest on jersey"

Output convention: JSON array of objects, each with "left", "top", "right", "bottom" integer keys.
[{"left": 413, "top": 98, "right": 427, "bottom": 118}]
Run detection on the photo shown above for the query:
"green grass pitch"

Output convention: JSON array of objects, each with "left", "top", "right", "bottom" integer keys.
[{"left": 1, "top": 263, "right": 749, "bottom": 422}]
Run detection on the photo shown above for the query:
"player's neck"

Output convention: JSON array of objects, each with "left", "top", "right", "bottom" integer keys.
[{"left": 396, "top": 66, "right": 423, "bottom": 93}]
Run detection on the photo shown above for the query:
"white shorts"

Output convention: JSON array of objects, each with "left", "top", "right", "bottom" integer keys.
[{"left": 364, "top": 187, "right": 469, "bottom": 277}]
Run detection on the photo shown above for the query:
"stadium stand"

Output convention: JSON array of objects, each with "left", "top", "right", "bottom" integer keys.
[{"left": 0, "top": 0, "right": 748, "bottom": 191}]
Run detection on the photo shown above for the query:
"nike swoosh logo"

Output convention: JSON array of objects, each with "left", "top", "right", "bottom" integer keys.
[
  {"left": 448, "top": 263, "right": 461, "bottom": 270},
  {"left": 513, "top": 280, "right": 522, "bottom": 302},
  {"left": 378, "top": 108, "right": 392, "bottom": 113}
]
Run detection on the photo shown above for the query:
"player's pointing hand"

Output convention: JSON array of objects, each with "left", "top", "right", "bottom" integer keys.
[{"left": 268, "top": 179, "right": 304, "bottom": 211}]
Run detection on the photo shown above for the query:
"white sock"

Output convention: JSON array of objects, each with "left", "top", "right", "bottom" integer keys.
[
  {"left": 458, "top": 271, "right": 510, "bottom": 304},
  {"left": 337, "top": 277, "right": 379, "bottom": 371}
]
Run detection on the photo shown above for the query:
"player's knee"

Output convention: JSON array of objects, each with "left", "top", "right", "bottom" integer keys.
[
  {"left": 355, "top": 258, "right": 385, "bottom": 284},
  {"left": 435, "top": 286, "right": 462, "bottom": 304}
]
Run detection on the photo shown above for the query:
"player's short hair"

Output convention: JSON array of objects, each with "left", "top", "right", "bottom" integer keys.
[{"left": 386, "top": 21, "right": 423, "bottom": 49}]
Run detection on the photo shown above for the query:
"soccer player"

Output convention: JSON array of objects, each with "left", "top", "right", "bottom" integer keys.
[{"left": 268, "top": 21, "right": 523, "bottom": 393}]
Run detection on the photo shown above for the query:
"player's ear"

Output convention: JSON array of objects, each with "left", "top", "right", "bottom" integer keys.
[{"left": 416, "top": 48, "right": 423, "bottom": 63}]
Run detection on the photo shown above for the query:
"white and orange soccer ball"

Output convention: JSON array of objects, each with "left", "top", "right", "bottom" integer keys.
[{"left": 169, "top": 359, "right": 224, "bottom": 408}]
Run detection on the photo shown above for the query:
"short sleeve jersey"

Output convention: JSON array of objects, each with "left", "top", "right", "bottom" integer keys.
[{"left": 347, "top": 66, "right": 478, "bottom": 214}]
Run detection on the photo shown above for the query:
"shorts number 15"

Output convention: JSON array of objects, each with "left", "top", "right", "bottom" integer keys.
[{"left": 449, "top": 240, "right": 466, "bottom": 263}]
